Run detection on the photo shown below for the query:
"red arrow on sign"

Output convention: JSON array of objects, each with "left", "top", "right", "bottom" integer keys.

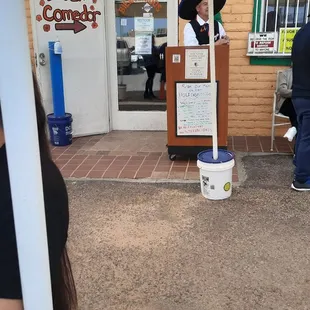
[{"left": 55, "top": 20, "right": 87, "bottom": 34}]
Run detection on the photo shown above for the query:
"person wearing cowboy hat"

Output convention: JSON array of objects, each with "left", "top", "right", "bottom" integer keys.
[{"left": 179, "top": 0, "right": 229, "bottom": 46}]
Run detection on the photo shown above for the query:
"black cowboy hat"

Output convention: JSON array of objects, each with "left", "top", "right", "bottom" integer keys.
[{"left": 178, "top": 0, "right": 226, "bottom": 20}]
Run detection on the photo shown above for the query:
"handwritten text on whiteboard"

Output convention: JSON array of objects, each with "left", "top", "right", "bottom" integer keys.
[{"left": 176, "top": 82, "right": 216, "bottom": 136}]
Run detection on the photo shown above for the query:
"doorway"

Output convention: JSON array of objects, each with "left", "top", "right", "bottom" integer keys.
[
  {"left": 30, "top": 0, "right": 110, "bottom": 136},
  {"left": 105, "top": 0, "right": 178, "bottom": 131}
]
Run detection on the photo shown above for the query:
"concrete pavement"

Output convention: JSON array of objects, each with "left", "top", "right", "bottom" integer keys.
[{"left": 67, "top": 154, "right": 310, "bottom": 310}]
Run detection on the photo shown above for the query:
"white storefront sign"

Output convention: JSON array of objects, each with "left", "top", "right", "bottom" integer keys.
[
  {"left": 134, "top": 17, "right": 154, "bottom": 32},
  {"left": 247, "top": 32, "right": 278, "bottom": 54}
]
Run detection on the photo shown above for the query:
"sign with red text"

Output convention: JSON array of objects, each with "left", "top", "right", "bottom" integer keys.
[
  {"left": 36, "top": 0, "right": 101, "bottom": 34},
  {"left": 117, "top": 0, "right": 163, "bottom": 15},
  {"left": 247, "top": 32, "right": 278, "bottom": 54}
]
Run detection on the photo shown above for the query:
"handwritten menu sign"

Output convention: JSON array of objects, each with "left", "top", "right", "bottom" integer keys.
[{"left": 176, "top": 82, "right": 216, "bottom": 136}]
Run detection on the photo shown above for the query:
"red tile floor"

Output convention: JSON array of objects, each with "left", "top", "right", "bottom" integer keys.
[{"left": 51, "top": 132, "right": 293, "bottom": 182}]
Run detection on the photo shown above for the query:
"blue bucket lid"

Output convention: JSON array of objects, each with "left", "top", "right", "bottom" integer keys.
[{"left": 197, "top": 149, "right": 235, "bottom": 164}]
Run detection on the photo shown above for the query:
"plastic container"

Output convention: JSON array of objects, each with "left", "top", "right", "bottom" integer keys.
[
  {"left": 197, "top": 149, "right": 235, "bottom": 200},
  {"left": 47, "top": 113, "right": 73, "bottom": 147}
]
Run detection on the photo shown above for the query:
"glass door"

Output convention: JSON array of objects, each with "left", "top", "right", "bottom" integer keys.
[
  {"left": 115, "top": 0, "right": 168, "bottom": 111},
  {"left": 105, "top": 0, "right": 177, "bottom": 131}
]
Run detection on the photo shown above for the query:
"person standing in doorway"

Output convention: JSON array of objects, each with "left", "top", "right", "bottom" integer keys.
[
  {"left": 291, "top": 17, "right": 310, "bottom": 191},
  {"left": 143, "top": 35, "right": 160, "bottom": 100},
  {"left": 179, "top": 0, "right": 229, "bottom": 46}
]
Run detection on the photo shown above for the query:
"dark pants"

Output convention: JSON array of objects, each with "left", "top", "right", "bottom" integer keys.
[
  {"left": 160, "top": 68, "right": 166, "bottom": 83},
  {"left": 145, "top": 65, "right": 157, "bottom": 97},
  {"left": 293, "top": 98, "right": 310, "bottom": 182},
  {"left": 279, "top": 98, "right": 298, "bottom": 127}
]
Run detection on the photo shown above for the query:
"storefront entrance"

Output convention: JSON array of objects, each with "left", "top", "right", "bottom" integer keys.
[
  {"left": 30, "top": 0, "right": 178, "bottom": 135},
  {"left": 30, "top": 0, "right": 110, "bottom": 136},
  {"left": 115, "top": 1, "right": 167, "bottom": 109},
  {"left": 105, "top": 0, "right": 178, "bottom": 130}
]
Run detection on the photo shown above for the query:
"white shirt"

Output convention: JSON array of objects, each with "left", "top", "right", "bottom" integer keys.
[{"left": 184, "top": 15, "right": 226, "bottom": 46}]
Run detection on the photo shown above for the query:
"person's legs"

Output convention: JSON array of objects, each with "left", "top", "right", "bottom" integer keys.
[
  {"left": 161, "top": 68, "right": 166, "bottom": 83},
  {"left": 144, "top": 65, "right": 156, "bottom": 99},
  {"left": 144, "top": 78, "right": 151, "bottom": 98},
  {"left": 293, "top": 99, "right": 302, "bottom": 167},
  {"left": 280, "top": 98, "right": 298, "bottom": 142},
  {"left": 292, "top": 97, "right": 310, "bottom": 190},
  {"left": 280, "top": 98, "right": 298, "bottom": 127},
  {"left": 148, "top": 65, "right": 157, "bottom": 98},
  {"left": 144, "top": 67, "right": 151, "bottom": 98}
]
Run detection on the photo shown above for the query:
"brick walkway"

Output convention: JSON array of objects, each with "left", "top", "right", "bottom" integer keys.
[{"left": 51, "top": 132, "right": 293, "bottom": 182}]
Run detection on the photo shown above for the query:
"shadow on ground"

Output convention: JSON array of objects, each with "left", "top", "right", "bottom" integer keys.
[{"left": 67, "top": 154, "right": 310, "bottom": 310}]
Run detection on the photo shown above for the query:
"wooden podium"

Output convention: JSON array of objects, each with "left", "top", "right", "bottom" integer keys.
[{"left": 165, "top": 45, "right": 229, "bottom": 160}]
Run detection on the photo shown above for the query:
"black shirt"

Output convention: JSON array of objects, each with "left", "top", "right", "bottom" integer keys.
[
  {"left": 0, "top": 145, "right": 69, "bottom": 299},
  {"left": 292, "top": 22, "right": 310, "bottom": 98}
]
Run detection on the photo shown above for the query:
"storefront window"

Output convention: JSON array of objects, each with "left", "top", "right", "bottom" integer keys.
[
  {"left": 114, "top": 0, "right": 167, "bottom": 111},
  {"left": 264, "top": 0, "right": 308, "bottom": 31},
  {"left": 249, "top": 0, "right": 310, "bottom": 65}
]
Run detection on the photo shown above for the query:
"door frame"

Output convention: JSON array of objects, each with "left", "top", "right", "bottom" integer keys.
[
  {"left": 29, "top": 0, "right": 111, "bottom": 136},
  {"left": 105, "top": 0, "right": 179, "bottom": 131},
  {"left": 29, "top": 0, "right": 43, "bottom": 97}
]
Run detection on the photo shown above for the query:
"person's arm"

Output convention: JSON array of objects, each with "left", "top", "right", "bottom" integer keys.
[
  {"left": 218, "top": 23, "right": 230, "bottom": 44},
  {"left": 0, "top": 199, "right": 23, "bottom": 310},
  {"left": 278, "top": 71, "right": 292, "bottom": 98},
  {"left": 184, "top": 23, "right": 199, "bottom": 46},
  {"left": 0, "top": 299, "right": 23, "bottom": 310},
  {"left": 219, "top": 22, "right": 227, "bottom": 37}
]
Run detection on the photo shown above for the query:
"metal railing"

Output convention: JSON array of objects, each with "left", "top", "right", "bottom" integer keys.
[{"left": 247, "top": 0, "right": 310, "bottom": 56}]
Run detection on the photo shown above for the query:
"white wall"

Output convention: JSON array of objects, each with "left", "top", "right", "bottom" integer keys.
[{"left": 31, "top": 0, "right": 110, "bottom": 136}]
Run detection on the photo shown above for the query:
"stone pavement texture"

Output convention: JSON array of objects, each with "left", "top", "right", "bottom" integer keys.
[
  {"left": 67, "top": 154, "right": 310, "bottom": 310},
  {"left": 51, "top": 131, "right": 293, "bottom": 183}
]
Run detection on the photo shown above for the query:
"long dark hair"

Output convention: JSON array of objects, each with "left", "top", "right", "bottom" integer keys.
[
  {"left": 0, "top": 72, "right": 78, "bottom": 310},
  {"left": 32, "top": 72, "right": 51, "bottom": 156},
  {"left": 33, "top": 72, "right": 78, "bottom": 310}
]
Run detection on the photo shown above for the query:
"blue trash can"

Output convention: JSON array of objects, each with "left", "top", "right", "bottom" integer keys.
[{"left": 47, "top": 113, "right": 73, "bottom": 146}]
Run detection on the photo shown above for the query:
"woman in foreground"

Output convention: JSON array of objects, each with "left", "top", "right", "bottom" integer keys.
[{"left": 0, "top": 73, "right": 77, "bottom": 310}]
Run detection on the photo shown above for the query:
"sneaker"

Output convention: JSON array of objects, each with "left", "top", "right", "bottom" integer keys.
[
  {"left": 291, "top": 180, "right": 310, "bottom": 191},
  {"left": 284, "top": 127, "right": 297, "bottom": 142}
]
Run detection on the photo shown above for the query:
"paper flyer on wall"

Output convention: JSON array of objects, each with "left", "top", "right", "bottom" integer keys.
[
  {"left": 135, "top": 33, "right": 152, "bottom": 55},
  {"left": 185, "top": 49, "right": 209, "bottom": 79},
  {"left": 134, "top": 17, "right": 154, "bottom": 32}
]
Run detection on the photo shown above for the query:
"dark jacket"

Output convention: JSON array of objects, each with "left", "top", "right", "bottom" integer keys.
[
  {"left": 143, "top": 45, "right": 159, "bottom": 67},
  {"left": 0, "top": 145, "right": 69, "bottom": 302}
]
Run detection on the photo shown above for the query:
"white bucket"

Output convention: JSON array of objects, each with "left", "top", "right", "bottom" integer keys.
[{"left": 197, "top": 150, "right": 235, "bottom": 200}]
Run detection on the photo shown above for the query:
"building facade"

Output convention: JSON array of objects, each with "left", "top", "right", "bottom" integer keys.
[{"left": 25, "top": 0, "right": 302, "bottom": 136}]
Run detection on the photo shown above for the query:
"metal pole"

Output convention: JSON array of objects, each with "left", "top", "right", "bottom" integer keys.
[
  {"left": 306, "top": 0, "right": 310, "bottom": 23},
  {"left": 264, "top": 0, "right": 269, "bottom": 31},
  {"left": 208, "top": 0, "right": 218, "bottom": 160},
  {"left": 253, "top": 0, "right": 259, "bottom": 55},
  {"left": 295, "top": 0, "right": 300, "bottom": 27},
  {"left": 274, "top": 0, "right": 279, "bottom": 55},
  {"left": 282, "top": 0, "right": 290, "bottom": 54},
  {"left": 0, "top": 2, "right": 53, "bottom": 310},
  {"left": 49, "top": 41, "right": 66, "bottom": 118}
]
